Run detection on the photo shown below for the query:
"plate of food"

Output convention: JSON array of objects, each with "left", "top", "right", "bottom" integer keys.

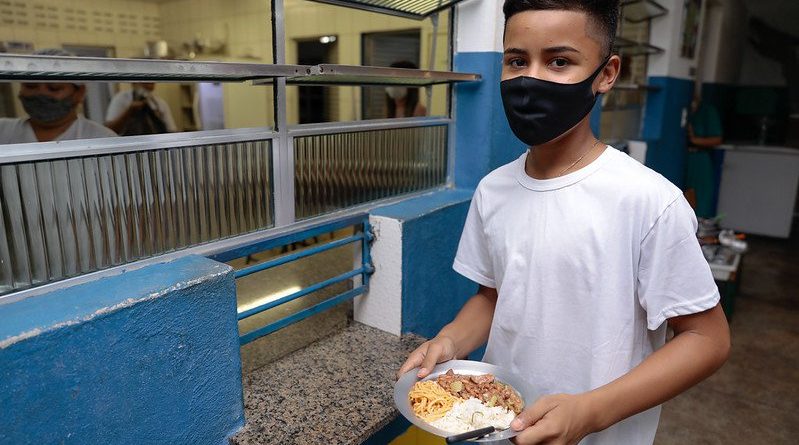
[{"left": 394, "top": 360, "right": 535, "bottom": 443}]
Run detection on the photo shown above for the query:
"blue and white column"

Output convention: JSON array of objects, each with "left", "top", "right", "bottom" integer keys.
[{"left": 453, "top": 0, "right": 526, "bottom": 188}]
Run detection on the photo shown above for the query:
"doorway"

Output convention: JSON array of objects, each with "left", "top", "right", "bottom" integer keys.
[
  {"left": 297, "top": 38, "right": 337, "bottom": 124},
  {"left": 361, "top": 30, "right": 421, "bottom": 120}
]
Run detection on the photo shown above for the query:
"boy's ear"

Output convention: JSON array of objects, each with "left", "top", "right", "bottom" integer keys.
[{"left": 596, "top": 55, "right": 621, "bottom": 94}]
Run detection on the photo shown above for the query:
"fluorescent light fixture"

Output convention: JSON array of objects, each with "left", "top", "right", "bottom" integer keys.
[{"left": 237, "top": 285, "right": 302, "bottom": 314}]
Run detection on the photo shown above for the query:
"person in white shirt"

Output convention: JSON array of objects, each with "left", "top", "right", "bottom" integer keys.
[
  {"left": 0, "top": 82, "right": 117, "bottom": 144},
  {"left": 0, "top": 49, "right": 117, "bottom": 144},
  {"left": 105, "top": 83, "right": 178, "bottom": 135},
  {"left": 398, "top": 1, "right": 730, "bottom": 445}
]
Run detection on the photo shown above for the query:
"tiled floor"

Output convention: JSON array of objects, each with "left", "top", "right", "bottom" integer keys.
[{"left": 655, "top": 233, "right": 799, "bottom": 444}]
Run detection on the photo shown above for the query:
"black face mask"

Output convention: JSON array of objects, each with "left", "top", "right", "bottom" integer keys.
[{"left": 500, "top": 59, "right": 609, "bottom": 147}]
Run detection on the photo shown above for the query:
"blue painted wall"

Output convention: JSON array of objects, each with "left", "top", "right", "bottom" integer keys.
[
  {"left": 454, "top": 52, "right": 526, "bottom": 189},
  {"left": 641, "top": 76, "right": 695, "bottom": 188},
  {"left": 0, "top": 256, "right": 244, "bottom": 445},
  {"left": 590, "top": 98, "right": 602, "bottom": 135}
]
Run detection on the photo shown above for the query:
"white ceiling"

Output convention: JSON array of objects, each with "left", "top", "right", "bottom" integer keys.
[{"left": 741, "top": 0, "right": 799, "bottom": 36}]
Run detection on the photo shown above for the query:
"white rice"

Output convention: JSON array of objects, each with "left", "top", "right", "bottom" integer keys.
[{"left": 430, "top": 397, "right": 516, "bottom": 434}]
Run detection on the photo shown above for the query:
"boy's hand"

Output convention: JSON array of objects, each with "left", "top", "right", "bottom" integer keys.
[
  {"left": 510, "top": 393, "right": 596, "bottom": 445},
  {"left": 396, "top": 335, "right": 457, "bottom": 380}
]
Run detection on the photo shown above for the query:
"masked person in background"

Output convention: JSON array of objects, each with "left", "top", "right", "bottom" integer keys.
[
  {"left": 0, "top": 49, "right": 118, "bottom": 144},
  {"left": 105, "top": 83, "right": 178, "bottom": 135},
  {"left": 385, "top": 61, "right": 427, "bottom": 118},
  {"left": 684, "top": 93, "right": 723, "bottom": 218}
]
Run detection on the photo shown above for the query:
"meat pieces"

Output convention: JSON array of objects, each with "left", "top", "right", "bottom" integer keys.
[{"left": 436, "top": 369, "right": 524, "bottom": 414}]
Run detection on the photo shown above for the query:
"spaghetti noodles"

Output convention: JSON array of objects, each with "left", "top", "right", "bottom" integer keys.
[{"left": 409, "top": 380, "right": 462, "bottom": 421}]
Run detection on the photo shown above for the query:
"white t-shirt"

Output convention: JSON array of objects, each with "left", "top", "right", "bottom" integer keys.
[
  {"left": 0, "top": 116, "right": 117, "bottom": 144},
  {"left": 453, "top": 147, "right": 719, "bottom": 445},
  {"left": 105, "top": 89, "right": 178, "bottom": 132}
]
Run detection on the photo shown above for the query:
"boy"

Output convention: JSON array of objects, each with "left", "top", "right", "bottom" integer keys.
[{"left": 397, "top": 1, "right": 730, "bottom": 444}]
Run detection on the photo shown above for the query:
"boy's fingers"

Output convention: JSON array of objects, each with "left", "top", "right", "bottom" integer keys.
[
  {"left": 511, "top": 421, "right": 556, "bottom": 445},
  {"left": 418, "top": 342, "right": 444, "bottom": 377},
  {"left": 397, "top": 349, "right": 426, "bottom": 379},
  {"left": 511, "top": 395, "right": 558, "bottom": 431}
]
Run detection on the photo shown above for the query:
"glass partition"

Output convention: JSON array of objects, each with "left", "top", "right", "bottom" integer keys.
[
  {"left": 284, "top": 0, "right": 451, "bottom": 124},
  {"left": 0, "top": 138, "right": 274, "bottom": 295},
  {"left": 293, "top": 124, "right": 447, "bottom": 219}
]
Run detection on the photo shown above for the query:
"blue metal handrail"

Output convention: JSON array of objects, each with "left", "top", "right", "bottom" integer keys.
[
  {"left": 239, "top": 286, "right": 367, "bottom": 345},
  {"left": 226, "top": 214, "right": 374, "bottom": 345},
  {"left": 234, "top": 233, "right": 367, "bottom": 280},
  {"left": 236, "top": 267, "right": 368, "bottom": 320}
]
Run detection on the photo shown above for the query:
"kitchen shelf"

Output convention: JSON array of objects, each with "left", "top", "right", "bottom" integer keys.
[
  {"left": 0, "top": 55, "right": 480, "bottom": 87},
  {"left": 621, "top": 0, "right": 668, "bottom": 23},
  {"left": 278, "top": 64, "right": 481, "bottom": 86},
  {"left": 615, "top": 37, "right": 665, "bottom": 57},
  {"left": 307, "top": 0, "right": 468, "bottom": 20},
  {"left": 0, "top": 54, "right": 310, "bottom": 82}
]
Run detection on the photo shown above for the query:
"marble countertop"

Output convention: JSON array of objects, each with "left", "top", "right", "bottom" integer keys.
[{"left": 230, "top": 322, "right": 426, "bottom": 445}]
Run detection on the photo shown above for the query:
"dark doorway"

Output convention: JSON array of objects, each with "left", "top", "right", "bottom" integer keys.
[
  {"left": 297, "top": 39, "right": 337, "bottom": 124},
  {"left": 361, "top": 30, "right": 421, "bottom": 119}
]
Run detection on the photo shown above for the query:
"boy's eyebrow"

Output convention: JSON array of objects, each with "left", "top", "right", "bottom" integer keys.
[
  {"left": 503, "top": 47, "right": 527, "bottom": 55},
  {"left": 503, "top": 46, "right": 581, "bottom": 56},
  {"left": 542, "top": 45, "right": 581, "bottom": 54}
]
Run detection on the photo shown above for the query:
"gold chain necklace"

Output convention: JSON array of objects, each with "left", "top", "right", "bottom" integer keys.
[{"left": 551, "top": 139, "right": 601, "bottom": 177}]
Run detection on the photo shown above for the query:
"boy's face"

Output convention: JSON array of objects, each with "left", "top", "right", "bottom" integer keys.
[{"left": 502, "top": 9, "right": 615, "bottom": 92}]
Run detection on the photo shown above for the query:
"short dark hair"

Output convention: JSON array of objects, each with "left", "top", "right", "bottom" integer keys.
[{"left": 503, "top": 0, "right": 619, "bottom": 57}]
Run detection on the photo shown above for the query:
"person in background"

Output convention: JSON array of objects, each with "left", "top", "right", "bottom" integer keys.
[
  {"left": 685, "top": 92, "right": 723, "bottom": 218},
  {"left": 105, "top": 82, "right": 178, "bottom": 135},
  {"left": 0, "top": 49, "right": 117, "bottom": 144},
  {"left": 386, "top": 61, "right": 427, "bottom": 118}
]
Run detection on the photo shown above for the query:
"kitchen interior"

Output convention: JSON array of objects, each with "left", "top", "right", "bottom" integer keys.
[{"left": 0, "top": 0, "right": 450, "bottom": 370}]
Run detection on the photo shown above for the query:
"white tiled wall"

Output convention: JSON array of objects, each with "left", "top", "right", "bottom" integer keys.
[
  {"left": 159, "top": 0, "right": 272, "bottom": 62},
  {"left": 0, "top": 0, "right": 160, "bottom": 57},
  {"left": 159, "top": 0, "right": 275, "bottom": 129}
]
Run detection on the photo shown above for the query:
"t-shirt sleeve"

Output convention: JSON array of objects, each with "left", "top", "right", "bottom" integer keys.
[
  {"left": 453, "top": 189, "right": 496, "bottom": 288},
  {"left": 638, "top": 195, "right": 720, "bottom": 330}
]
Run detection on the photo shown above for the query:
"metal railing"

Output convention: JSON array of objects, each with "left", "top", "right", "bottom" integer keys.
[
  {"left": 0, "top": 54, "right": 478, "bottom": 86},
  {"left": 209, "top": 214, "right": 373, "bottom": 345}
]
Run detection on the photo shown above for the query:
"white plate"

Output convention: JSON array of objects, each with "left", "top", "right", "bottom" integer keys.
[{"left": 394, "top": 360, "right": 536, "bottom": 442}]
